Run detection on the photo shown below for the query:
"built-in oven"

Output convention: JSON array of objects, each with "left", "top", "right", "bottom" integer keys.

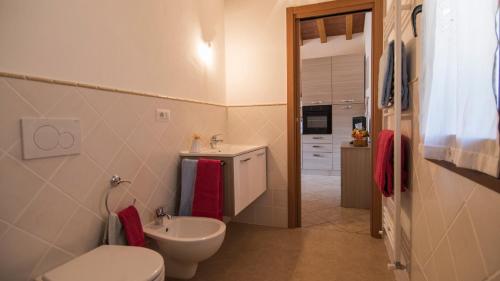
[{"left": 302, "top": 105, "right": 332, "bottom": 134}]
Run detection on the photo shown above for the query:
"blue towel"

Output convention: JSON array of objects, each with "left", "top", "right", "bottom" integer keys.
[
  {"left": 179, "top": 159, "right": 198, "bottom": 216},
  {"left": 381, "top": 40, "right": 410, "bottom": 110}
]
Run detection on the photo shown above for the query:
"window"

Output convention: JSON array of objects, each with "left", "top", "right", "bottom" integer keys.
[{"left": 420, "top": 0, "right": 500, "bottom": 177}]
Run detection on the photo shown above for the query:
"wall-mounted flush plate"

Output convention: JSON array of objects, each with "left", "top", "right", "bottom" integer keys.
[
  {"left": 156, "top": 109, "right": 171, "bottom": 122},
  {"left": 21, "top": 118, "right": 81, "bottom": 160}
]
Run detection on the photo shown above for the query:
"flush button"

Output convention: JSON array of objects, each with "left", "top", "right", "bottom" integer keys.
[{"left": 21, "top": 118, "right": 81, "bottom": 159}]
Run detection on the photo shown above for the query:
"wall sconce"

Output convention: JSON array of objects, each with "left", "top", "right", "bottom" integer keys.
[{"left": 197, "top": 41, "right": 213, "bottom": 66}]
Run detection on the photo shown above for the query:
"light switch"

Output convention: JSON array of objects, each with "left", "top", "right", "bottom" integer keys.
[{"left": 21, "top": 118, "right": 81, "bottom": 159}]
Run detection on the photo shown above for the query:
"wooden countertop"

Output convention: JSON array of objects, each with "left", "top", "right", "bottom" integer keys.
[{"left": 340, "top": 142, "right": 371, "bottom": 149}]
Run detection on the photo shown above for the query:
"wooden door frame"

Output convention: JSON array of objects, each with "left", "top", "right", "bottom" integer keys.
[{"left": 286, "top": 0, "right": 384, "bottom": 238}]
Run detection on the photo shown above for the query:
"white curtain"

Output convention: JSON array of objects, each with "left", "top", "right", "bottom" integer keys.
[{"left": 420, "top": 0, "right": 500, "bottom": 177}]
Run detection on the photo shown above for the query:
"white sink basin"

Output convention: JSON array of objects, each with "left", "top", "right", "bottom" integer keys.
[{"left": 179, "top": 144, "right": 266, "bottom": 157}]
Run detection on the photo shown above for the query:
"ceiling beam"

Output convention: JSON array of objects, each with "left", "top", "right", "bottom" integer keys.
[
  {"left": 316, "top": 18, "right": 327, "bottom": 43},
  {"left": 345, "top": 14, "right": 353, "bottom": 40}
]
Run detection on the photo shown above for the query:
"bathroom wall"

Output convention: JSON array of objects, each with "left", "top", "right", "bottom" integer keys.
[
  {"left": 0, "top": 0, "right": 226, "bottom": 104},
  {"left": 383, "top": 1, "right": 500, "bottom": 280},
  {"left": 223, "top": 0, "right": 334, "bottom": 228},
  {"left": 226, "top": 105, "right": 288, "bottom": 227},
  {"left": 300, "top": 33, "right": 365, "bottom": 60},
  {"left": 0, "top": 1, "right": 228, "bottom": 280},
  {"left": 0, "top": 77, "right": 227, "bottom": 281},
  {"left": 224, "top": 0, "right": 332, "bottom": 106}
]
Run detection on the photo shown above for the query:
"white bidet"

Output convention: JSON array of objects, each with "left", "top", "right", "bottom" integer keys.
[{"left": 144, "top": 216, "right": 226, "bottom": 279}]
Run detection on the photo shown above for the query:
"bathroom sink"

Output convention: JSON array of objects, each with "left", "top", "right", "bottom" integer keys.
[{"left": 179, "top": 144, "right": 266, "bottom": 157}]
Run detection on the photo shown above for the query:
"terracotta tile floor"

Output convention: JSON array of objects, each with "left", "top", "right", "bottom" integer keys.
[
  {"left": 169, "top": 175, "right": 394, "bottom": 281},
  {"left": 301, "top": 174, "right": 370, "bottom": 235}
]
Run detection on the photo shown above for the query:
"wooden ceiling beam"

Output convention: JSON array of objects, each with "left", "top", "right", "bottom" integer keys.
[
  {"left": 345, "top": 14, "right": 353, "bottom": 40},
  {"left": 316, "top": 18, "right": 327, "bottom": 43}
]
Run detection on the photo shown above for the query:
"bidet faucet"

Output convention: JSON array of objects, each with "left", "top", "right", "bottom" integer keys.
[
  {"left": 155, "top": 207, "right": 173, "bottom": 225},
  {"left": 210, "top": 134, "right": 224, "bottom": 149}
]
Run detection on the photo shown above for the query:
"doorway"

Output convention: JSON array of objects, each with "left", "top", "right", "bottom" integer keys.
[{"left": 286, "top": 0, "right": 384, "bottom": 238}]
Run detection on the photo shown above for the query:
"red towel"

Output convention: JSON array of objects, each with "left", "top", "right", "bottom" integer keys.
[
  {"left": 118, "top": 205, "right": 145, "bottom": 247},
  {"left": 192, "top": 159, "right": 224, "bottom": 220},
  {"left": 374, "top": 130, "right": 410, "bottom": 197}
]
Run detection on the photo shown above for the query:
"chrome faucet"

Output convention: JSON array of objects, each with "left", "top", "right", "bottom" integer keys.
[
  {"left": 155, "top": 207, "right": 173, "bottom": 225},
  {"left": 210, "top": 134, "right": 224, "bottom": 149}
]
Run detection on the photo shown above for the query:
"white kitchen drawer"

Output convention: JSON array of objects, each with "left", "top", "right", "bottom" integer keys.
[
  {"left": 302, "top": 134, "right": 332, "bottom": 144},
  {"left": 303, "top": 152, "right": 333, "bottom": 170},
  {"left": 303, "top": 143, "right": 333, "bottom": 152}
]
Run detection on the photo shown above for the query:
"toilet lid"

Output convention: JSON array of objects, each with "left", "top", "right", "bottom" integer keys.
[{"left": 41, "top": 245, "right": 164, "bottom": 281}]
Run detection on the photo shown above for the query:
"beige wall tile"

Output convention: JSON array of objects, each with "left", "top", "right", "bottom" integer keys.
[
  {"left": 422, "top": 186, "right": 446, "bottom": 248},
  {"left": 0, "top": 220, "right": 9, "bottom": 238},
  {"left": 102, "top": 97, "right": 141, "bottom": 140},
  {"left": 431, "top": 166, "right": 475, "bottom": 227},
  {"left": 413, "top": 212, "right": 433, "bottom": 264},
  {"left": 7, "top": 141, "right": 65, "bottom": 181},
  {"left": 424, "top": 239, "right": 457, "bottom": 281},
  {"left": 52, "top": 154, "right": 102, "bottom": 202},
  {"left": 0, "top": 156, "right": 45, "bottom": 223},
  {"left": 126, "top": 120, "right": 156, "bottom": 161},
  {"left": 47, "top": 92, "right": 100, "bottom": 139},
  {"left": 106, "top": 145, "right": 142, "bottom": 182},
  {"left": 6, "top": 77, "right": 70, "bottom": 115},
  {"left": 83, "top": 121, "right": 123, "bottom": 168},
  {"left": 16, "top": 185, "right": 77, "bottom": 243},
  {"left": 55, "top": 207, "right": 104, "bottom": 256},
  {"left": 0, "top": 79, "right": 39, "bottom": 150},
  {"left": 488, "top": 272, "right": 500, "bottom": 281},
  {"left": 467, "top": 187, "right": 500, "bottom": 275},
  {"left": 129, "top": 165, "right": 159, "bottom": 204},
  {"left": 83, "top": 172, "right": 112, "bottom": 219},
  {"left": 226, "top": 105, "right": 287, "bottom": 227},
  {"left": 0, "top": 228, "right": 48, "bottom": 281},
  {"left": 78, "top": 87, "right": 117, "bottom": 116},
  {"left": 30, "top": 247, "right": 74, "bottom": 280},
  {"left": 448, "top": 208, "right": 487, "bottom": 281}
]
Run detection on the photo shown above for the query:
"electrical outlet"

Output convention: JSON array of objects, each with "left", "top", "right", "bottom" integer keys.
[{"left": 156, "top": 109, "right": 171, "bottom": 122}]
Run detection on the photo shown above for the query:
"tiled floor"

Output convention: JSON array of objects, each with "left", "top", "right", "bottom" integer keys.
[
  {"left": 169, "top": 175, "right": 393, "bottom": 281},
  {"left": 301, "top": 174, "right": 370, "bottom": 234},
  {"left": 180, "top": 223, "right": 394, "bottom": 281}
]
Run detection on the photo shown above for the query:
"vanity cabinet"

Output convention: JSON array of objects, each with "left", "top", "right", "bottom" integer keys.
[
  {"left": 180, "top": 147, "right": 267, "bottom": 217},
  {"left": 233, "top": 148, "right": 267, "bottom": 215}
]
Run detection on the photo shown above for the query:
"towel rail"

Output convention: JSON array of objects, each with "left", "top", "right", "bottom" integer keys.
[{"left": 390, "top": 0, "right": 405, "bottom": 271}]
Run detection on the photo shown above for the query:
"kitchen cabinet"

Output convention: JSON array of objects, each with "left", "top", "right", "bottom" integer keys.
[
  {"left": 341, "top": 143, "right": 371, "bottom": 209},
  {"left": 301, "top": 57, "right": 332, "bottom": 105},
  {"left": 332, "top": 54, "right": 365, "bottom": 104}
]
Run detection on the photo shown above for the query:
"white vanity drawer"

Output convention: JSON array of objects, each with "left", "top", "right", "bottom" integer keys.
[
  {"left": 302, "top": 134, "right": 332, "bottom": 144},
  {"left": 302, "top": 152, "right": 333, "bottom": 170},
  {"left": 302, "top": 143, "right": 333, "bottom": 152}
]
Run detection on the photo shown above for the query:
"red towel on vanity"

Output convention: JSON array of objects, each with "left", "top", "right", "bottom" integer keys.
[
  {"left": 192, "top": 159, "right": 224, "bottom": 221},
  {"left": 374, "top": 130, "right": 410, "bottom": 197},
  {"left": 118, "top": 205, "right": 145, "bottom": 247}
]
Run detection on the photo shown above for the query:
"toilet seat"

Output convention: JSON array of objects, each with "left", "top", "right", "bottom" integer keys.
[{"left": 39, "top": 245, "right": 164, "bottom": 281}]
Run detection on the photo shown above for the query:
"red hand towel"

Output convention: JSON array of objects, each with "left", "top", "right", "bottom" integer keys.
[
  {"left": 192, "top": 159, "right": 224, "bottom": 220},
  {"left": 374, "top": 130, "right": 410, "bottom": 197},
  {"left": 118, "top": 205, "right": 145, "bottom": 247}
]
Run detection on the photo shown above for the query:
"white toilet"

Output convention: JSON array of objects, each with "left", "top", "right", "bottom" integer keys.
[
  {"left": 144, "top": 216, "right": 226, "bottom": 279},
  {"left": 37, "top": 245, "right": 164, "bottom": 281}
]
